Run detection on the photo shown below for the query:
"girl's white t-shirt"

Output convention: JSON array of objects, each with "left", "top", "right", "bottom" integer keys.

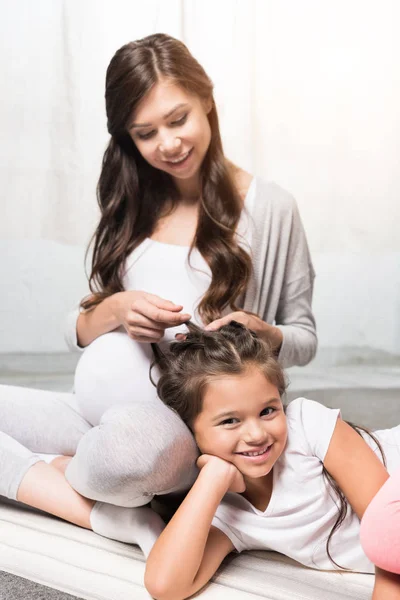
[{"left": 212, "top": 398, "right": 400, "bottom": 574}]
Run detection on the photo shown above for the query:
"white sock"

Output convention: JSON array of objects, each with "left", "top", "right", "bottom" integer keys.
[{"left": 90, "top": 502, "right": 166, "bottom": 558}]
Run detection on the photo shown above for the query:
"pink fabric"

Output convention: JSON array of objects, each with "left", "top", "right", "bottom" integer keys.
[{"left": 360, "top": 468, "right": 400, "bottom": 574}]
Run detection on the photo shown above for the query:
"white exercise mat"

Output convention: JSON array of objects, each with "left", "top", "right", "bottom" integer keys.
[{"left": 0, "top": 499, "right": 374, "bottom": 600}]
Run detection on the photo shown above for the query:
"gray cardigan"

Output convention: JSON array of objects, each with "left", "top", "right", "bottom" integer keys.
[
  {"left": 242, "top": 178, "right": 317, "bottom": 368},
  {"left": 65, "top": 178, "right": 317, "bottom": 369}
]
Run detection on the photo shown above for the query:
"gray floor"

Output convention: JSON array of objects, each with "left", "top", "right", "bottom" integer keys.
[
  {"left": 0, "top": 351, "right": 399, "bottom": 600},
  {"left": 0, "top": 571, "right": 82, "bottom": 600},
  {"left": 285, "top": 363, "right": 400, "bottom": 429}
]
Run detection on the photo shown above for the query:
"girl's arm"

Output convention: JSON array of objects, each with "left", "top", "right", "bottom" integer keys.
[
  {"left": 144, "top": 456, "right": 242, "bottom": 600},
  {"left": 324, "top": 419, "right": 400, "bottom": 598},
  {"left": 324, "top": 419, "right": 389, "bottom": 518},
  {"left": 373, "top": 568, "right": 400, "bottom": 600}
]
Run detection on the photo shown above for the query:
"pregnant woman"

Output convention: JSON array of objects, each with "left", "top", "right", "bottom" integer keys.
[{"left": 0, "top": 34, "right": 316, "bottom": 551}]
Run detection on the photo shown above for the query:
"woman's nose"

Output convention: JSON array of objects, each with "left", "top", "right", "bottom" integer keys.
[{"left": 159, "top": 134, "right": 181, "bottom": 155}]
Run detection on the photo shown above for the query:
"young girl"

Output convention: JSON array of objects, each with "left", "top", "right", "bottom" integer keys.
[
  {"left": 0, "top": 34, "right": 315, "bottom": 542},
  {"left": 145, "top": 322, "right": 400, "bottom": 600}
]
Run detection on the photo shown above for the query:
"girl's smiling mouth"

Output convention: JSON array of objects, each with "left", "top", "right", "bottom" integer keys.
[{"left": 235, "top": 444, "right": 272, "bottom": 461}]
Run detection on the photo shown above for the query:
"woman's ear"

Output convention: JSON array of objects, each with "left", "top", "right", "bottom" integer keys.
[{"left": 203, "top": 96, "right": 213, "bottom": 114}]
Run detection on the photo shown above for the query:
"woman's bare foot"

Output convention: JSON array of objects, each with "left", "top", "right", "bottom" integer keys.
[
  {"left": 50, "top": 455, "right": 73, "bottom": 474},
  {"left": 17, "top": 461, "right": 93, "bottom": 529}
]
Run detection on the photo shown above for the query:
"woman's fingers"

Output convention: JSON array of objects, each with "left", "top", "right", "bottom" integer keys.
[
  {"left": 205, "top": 316, "right": 232, "bottom": 331},
  {"left": 174, "top": 333, "right": 187, "bottom": 341},
  {"left": 145, "top": 294, "right": 185, "bottom": 312},
  {"left": 205, "top": 312, "right": 249, "bottom": 332},
  {"left": 139, "top": 295, "right": 191, "bottom": 326},
  {"left": 127, "top": 312, "right": 165, "bottom": 330},
  {"left": 122, "top": 292, "right": 191, "bottom": 340},
  {"left": 127, "top": 326, "right": 165, "bottom": 341}
]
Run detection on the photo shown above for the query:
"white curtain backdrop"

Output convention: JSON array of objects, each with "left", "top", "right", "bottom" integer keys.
[{"left": 1, "top": 0, "right": 399, "bottom": 355}]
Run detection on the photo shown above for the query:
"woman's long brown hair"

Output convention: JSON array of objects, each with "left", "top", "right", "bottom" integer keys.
[
  {"left": 152, "top": 321, "right": 386, "bottom": 570},
  {"left": 81, "top": 33, "right": 252, "bottom": 323}
]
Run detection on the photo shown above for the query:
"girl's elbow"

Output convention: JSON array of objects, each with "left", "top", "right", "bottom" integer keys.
[
  {"left": 145, "top": 586, "right": 189, "bottom": 600},
  {"left": 144, "top": 575, "right": 168, "bottom": 600},
  {"left": 144, "top": 570, "right": 190, "bottom": 600}
]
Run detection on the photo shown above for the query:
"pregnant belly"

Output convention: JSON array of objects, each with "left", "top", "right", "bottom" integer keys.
[{"left": 74, "top": 331, "right": 160, "bottom": 426}]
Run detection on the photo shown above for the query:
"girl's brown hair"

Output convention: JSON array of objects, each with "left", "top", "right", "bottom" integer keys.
[
  {"left": 82, "top": 33, "right": 252, "bottom": 323},
  {"left": 152, "top": 321, "right": 386, "bottom": 570},
  {"left": 152, "top": 320, "right": 286, "bottom": 428}
]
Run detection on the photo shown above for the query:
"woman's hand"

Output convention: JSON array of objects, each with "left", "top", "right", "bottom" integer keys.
[
  {"left": 205, "top": 311, "right": 283, "bottom": 351},
  {"left": 112, "top": 291, "right": 191, "bottom": 343},
  {"left": 197, "top": 454, "right": 246, "bottom": 493}
]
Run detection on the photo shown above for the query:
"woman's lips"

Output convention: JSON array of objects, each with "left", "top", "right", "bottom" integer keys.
[{"left": 162, "top": 147, "right": 193, "bottom": 168}]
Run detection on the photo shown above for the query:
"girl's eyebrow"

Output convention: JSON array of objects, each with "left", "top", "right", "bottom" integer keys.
[
  {"left": 212, "top": 397, "right": 281, "bottom": 422},
  {"left": 129, "top": 103, "right": 189, "bottom": 130},
  {"left": 212, "top": 410, "right": 238, "bottom": 423}
]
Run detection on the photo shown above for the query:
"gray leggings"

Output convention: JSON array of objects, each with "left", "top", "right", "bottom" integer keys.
[{"left": 0, "top": 332, "right": 199, "bottom": 506}]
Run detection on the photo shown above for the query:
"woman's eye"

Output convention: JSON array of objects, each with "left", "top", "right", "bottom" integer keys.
[
  {"left": 261, "top": 407, "right": 275, "bottom": 417},
  {"left": 137, "top": 130, "right": 155, "bottom": 140},
  {"left": 171, "top": 114, "right": 187, "bottom": 126},
  {"left": 136, "top": 114, "right": 187, "bottom": 140}
]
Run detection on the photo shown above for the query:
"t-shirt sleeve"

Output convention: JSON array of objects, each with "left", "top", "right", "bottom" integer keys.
[
  {"left": 211, "top": 499, "right": 250, "bottom": 553},
  {"left": 287, "top": 398, "right": 341, "bottom": 462},
  {"left": 211, "top": 517, "right": 245, "bottom": 553}
]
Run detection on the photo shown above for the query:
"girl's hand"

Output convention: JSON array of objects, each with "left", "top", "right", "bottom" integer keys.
[
  {"left": 197, "top": 454, "right": 246, "bottom": 493},
  {"left": 205, "top": 311, "right": 283, "bottom": 351},
  {"left": 112, "top": 291, "right": 191, "bottom": 342}
]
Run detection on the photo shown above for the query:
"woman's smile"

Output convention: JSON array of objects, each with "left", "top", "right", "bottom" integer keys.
[{"left": 161, "top": 147, "right": 194, "bottom": 168}]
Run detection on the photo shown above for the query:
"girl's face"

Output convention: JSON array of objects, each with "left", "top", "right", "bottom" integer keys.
[
  {"left": 128, "top": 79, "right": 212, "bottom": 193},
  {"left": 193, "top": 365, "right": 288, "bottom": 483}
]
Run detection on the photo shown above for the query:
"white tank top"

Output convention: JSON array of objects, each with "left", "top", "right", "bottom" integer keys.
[
  {"left": 74, "top": 180, "right": 257, "bottom": 424},
  {"left": 122, "top": 178, "right": 256, "bottom": 343}
]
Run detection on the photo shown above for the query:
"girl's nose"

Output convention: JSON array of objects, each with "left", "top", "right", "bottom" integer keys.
[{"left": 243, "top": 420, "right": 266, "bottom": 444}]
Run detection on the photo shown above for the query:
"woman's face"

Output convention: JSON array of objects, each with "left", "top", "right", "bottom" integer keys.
[
  {"left": 128, "top": 79, "right": 212, "bottom": 192},
  {"left": 193, "top": 366, "right": 288, "bottom": 484}
]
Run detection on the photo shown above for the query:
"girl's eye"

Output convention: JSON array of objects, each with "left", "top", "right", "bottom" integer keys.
[
  {"left": 261, "top": 407, "right": 275, "bottom": 417},
  {"left": 171, "top": 114, "right": 187, "bottom": 126},
  {"left": 219, "top": 418, "right": 239, "bottom": 426},
  {"left": 137, "top": 130, "right": 155, "bottom": 140}
]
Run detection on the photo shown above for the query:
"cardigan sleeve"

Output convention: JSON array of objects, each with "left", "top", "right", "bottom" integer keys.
[
  {"left": 275, "top": 272, "right": 317, "bottom": 368},
  {"left": 64, "top": 303, "right": 85, "bottom": 353},
  {"left": 274, "top": 198, "right": 317, "bottom": 368},
  {"left": 243, "top": 179, "right": 317, "bottom": 368}
]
